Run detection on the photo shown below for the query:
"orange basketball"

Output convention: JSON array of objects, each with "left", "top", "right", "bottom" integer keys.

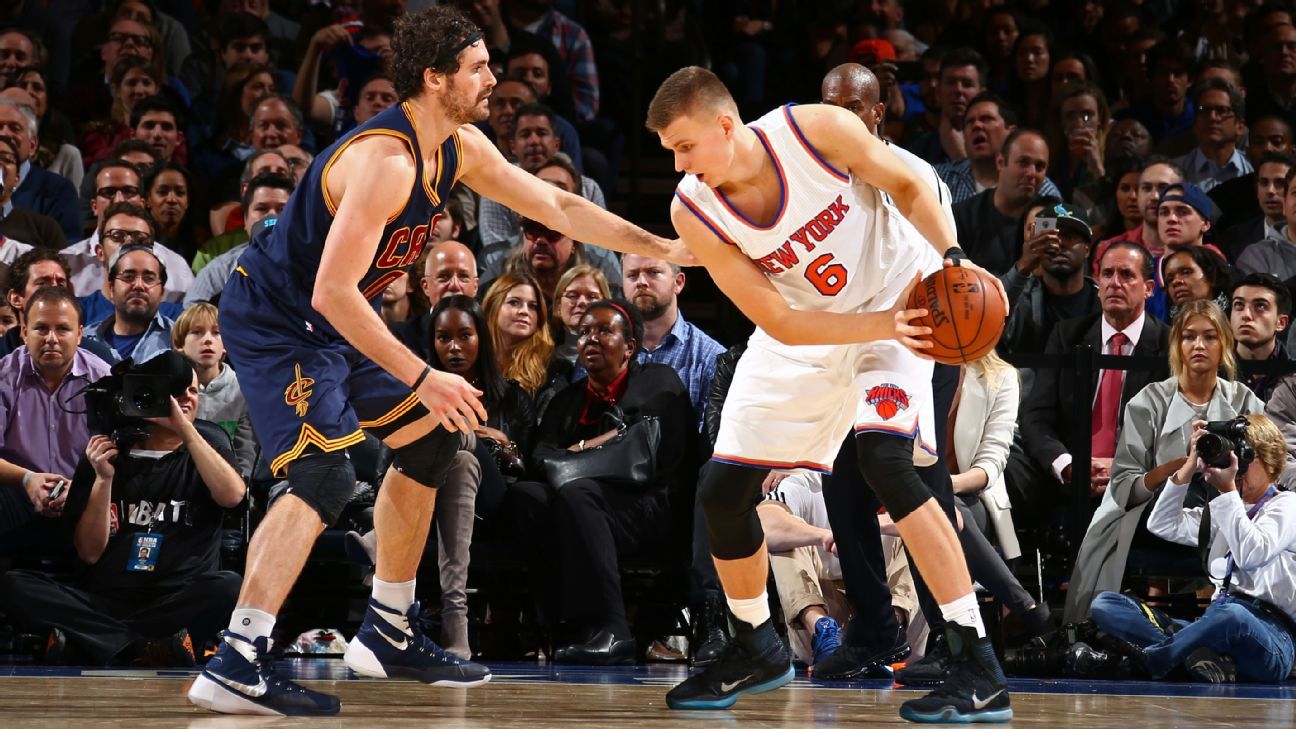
[{"left": 905, "top": 265, "right": 1007, "bottom": 365}]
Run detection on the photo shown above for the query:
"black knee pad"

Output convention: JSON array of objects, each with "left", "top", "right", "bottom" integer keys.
[
  {"left": 855, "top": 431, "right": 933, "bottom": 522},
  {"left": 697, "top": 460, "right": 766, "bottom": 560},
  {"left": 283, "top": 450, "right": 356, "bottom": 526},
  {"left": 392, "top": 426, "right": 460, "bottom": 489}
]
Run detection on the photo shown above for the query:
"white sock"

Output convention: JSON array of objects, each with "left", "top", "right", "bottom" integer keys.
[
  {"left": 939, "top": 593, "right": 986, "bottom": 639},
  {"left": 727, "top": 592, "right": 771, "bottom": 629},
  {"left": 227, "top": 608, "right": 275, "bottom": 660},
  {"left": 372, "top": 577, "right": 417, "bottom": 615}
]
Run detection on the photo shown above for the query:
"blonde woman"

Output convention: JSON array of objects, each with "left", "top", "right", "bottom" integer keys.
[
  {"left": 1065, "top": 300, "right": 1265, "bottom": 621},
  {"left": 551, "top": 264, "right": 611, "bottom": 366},
  {"left": 482, "top": 270, "right": 555, "bottom": 395},
  {"left": 172, "top": 303, "right": 256, "bottom": 479}
]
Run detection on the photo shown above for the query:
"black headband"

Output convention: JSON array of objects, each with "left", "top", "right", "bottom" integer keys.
[{"left": 432, "top": 31, "right": 484, "bottom": 71}]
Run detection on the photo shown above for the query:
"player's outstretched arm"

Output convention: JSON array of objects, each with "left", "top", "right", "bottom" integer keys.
[
  {"left": 313, "top": 135, "right": 487, "bottom": 432},
  {"left": 456, "top": 124, "right": 695, "bottom": 265},
  {"left": 672, "top": 198, "right": 932, "bottom": 350}
]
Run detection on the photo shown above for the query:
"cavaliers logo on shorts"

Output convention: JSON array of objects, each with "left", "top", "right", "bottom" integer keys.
[
  {"left": 284, "top": 363, "right": 316, "bottom": 417},
  {"left": 865, "top": 384, "right": 910, "bottom": 420}
]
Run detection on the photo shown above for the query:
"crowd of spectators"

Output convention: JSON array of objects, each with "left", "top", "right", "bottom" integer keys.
[{"left": 0, "top": 0, "right": 1293, "bottom": 686}]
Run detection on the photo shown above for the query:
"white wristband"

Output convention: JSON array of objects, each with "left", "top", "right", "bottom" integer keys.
[{"left": 21, "top": 470, "right": 32, "bottom": 487}]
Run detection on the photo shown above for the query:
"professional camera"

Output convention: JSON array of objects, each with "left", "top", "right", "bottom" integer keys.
[
  {"left": 84, "top": 352, "right": 195, "bottom": 446},
  {"left": 1196, "top": 417, "right": 1255, "bottom": 472}
]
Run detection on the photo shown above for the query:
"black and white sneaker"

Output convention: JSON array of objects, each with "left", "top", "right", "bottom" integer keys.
[
  {"left": 188, "top": 632, "right": 340, "bottom": 716},
  {"left": 345, "top": 598, "right": 491, "bottom": 686},
  {"left": 899, "top": 625, "right": 1012, "bottom": 724},
  {"left": 666, "top": 621, "right": 794, "bottom": 710}
]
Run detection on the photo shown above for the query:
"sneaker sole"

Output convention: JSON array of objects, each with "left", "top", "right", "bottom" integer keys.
[
  {"left": 666, "top": 665, "right": 795, "bottom": 710},
  {"left": 898, "top": 705, "right": 1014, "bottom": 724},
  {"left": 188, "top": 673, "right": 341, "bottom": 717},
  {"left": 345, "top": 637, "right": 493, "bottom": 687}
]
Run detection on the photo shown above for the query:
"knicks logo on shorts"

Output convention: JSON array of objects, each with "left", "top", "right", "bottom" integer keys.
[
  {"left": 866, "top": 384, "right": 910, "bottom": 420},
  {"left": 284, "top": 363, "right": 315, "bottom": 417}
]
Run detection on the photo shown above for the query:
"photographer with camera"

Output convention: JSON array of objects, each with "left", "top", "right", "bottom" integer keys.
[
  {"left": 1086, "top": 413, "right": 1296, "bottom": 683},
  {"left": 0, "top": 351, "right": 246, "bottom": 666}
]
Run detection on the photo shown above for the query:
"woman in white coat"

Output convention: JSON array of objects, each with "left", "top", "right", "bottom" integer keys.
[
  {"left": 1064, "top": 300, "right": 1266, "bottom": 622},
  {"left": 947, "top": 351, "right": 1050, "bottom": 633}
]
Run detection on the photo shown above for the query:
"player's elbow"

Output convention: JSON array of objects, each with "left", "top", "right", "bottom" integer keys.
[{"left": 310, "top": 281, "right": 346, "bottom": 319}]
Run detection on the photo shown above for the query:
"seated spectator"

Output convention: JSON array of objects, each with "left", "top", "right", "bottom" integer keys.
[
  {"left": 1162, "top": 246, "right": 1232, "bottom": 320},
  {"left": 1086, "top": 413, "right": 1296, "bottom": 683},
  {"left": 480, "top": 157, "right": 619, "bottom": 297},
  {"left": 193, "top": 60, "right": 276, "bottom": 166},
  {"left": 84, "top": 242, "right": 176, "bottom": 364},
  {"left": 505, "top": 300, "right": 696, "bottom": 664},
  {"left": 129, "top": 95, "right": 187, "bottom": 169},
  {"left": 181, "top": 12, "right": 288, "bottom": 140},
  {"left": 1114, "top": 39, "right": 1195, "bottom": 146},
  {"left": 194, "top": 149, "right": 290, "bottom": 270},
  {"left": 173, "top": 303, "right": 254, "bottom": 479},
  {"left": 1000, "top": 202, "right": 1099, "bottom": 359},
  {"left": 1010, "top": 242, "right": 1170, "bottom": 531},
  {"left": 1220, "top": 152, "right": 1294, "bottom": 264},
  {"left": 1210, "top": 116, "right": 1293, "bottom": 234},
  {"left": 551, "top": 264, "right": 609, "bottom": 366},
  {"left": 0, "top": 351, "right": 245, "bottom": 666},
  {"left": 757, "top": 471, "right": 917, "bottom": 669},
  {"left": 77, "top": 139, "right": 161, "bottom": 226},
  {"left": 1065, "top": 300, "right": 1265, "bottom": 622},
  {"left": 622, "top": 253, "right": 724, "bottom": 430},
  {"left": 184, "top": 172, "right": 292, "bottom": 306},
  {"left": 146, "top": 163, "right": 206, "bottom": 260},
  {"left": 0, "top": 248, "right": 117, "bottom": 363},
  {"left": 1047, "top": 81, "right": 1111, "bottom": 201},
  {"left": 477, "top": 105, "right": 604, "bottom": 251},
  {"left": 477, "top": 75, "right": 584, "bottom": 174},
  {"left": 481, "top": 270, "right": 557, "bottom": 397},
  {"left": 277, "top": 143, "right": 312, "bottom": 185},
  {"left": 391, "top": 240, "right": 479, "bottom": 362},
  {"left": 934, "top": 93, "right": 1059, "bottom": 204},
  {"left": 6, "top": 67, "right": 83, "bottom": 189},
  {"left": 1070, "top": 145, "right": 1150, "bottom": 241},
  {"left": 379, "top": 271, "right": 418, "bottom": 326},
  {"left": 952, "top": 128, "right": 1049, "bottom": 276},
  {"left": 3, "top": 98, "right": 80, "bottom": 242},
  {"left": 1172, "top": 79, "right": 1250, "bottom": 193},
  {"left": 0, "top": 299, "right": 14, "bottom": 334},
  {"left": 905, "top": 48, "right": 986, "bottom": 166},
  {"left": 1229, "top": 274, "right": 1291, "bottom": 401},
  {"left": 79, "top": 57, "right": 165, "bottom": 166},
  {"left": 294, "top": 24, "right": 396, "bottom": 134},
  {"left": 0, "top": 286, "right": 111, "bottom": 548},
  {"left": 1092, "top": 158, "right": 1186, "bottom": 275},
  {"left": 74, "top": 201, "right": 185, "bottom": 324},
  {"left": 63, "top": 15, "right": 165, "bottom": 129},
  {"left": 0, "top": 134, "right": 64, "bottom": 249},
  {"left": 506, "top": 32, "right": 579, "bottom": 125}
]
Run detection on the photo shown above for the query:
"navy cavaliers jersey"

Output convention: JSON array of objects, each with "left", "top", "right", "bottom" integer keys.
[{"left": 235, "top": 101, "right": 461, "bottom": 340}]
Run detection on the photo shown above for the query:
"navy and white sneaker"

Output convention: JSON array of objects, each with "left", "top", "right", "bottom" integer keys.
[
  {"left": 899, "top": 625, "right": 1012, "bottom": 724},
  {"left": 188, "top": 632, "right": 340, "bottom": 716},
  {"left": 344, "top": 598, "right": 491, "bottom": 686}
]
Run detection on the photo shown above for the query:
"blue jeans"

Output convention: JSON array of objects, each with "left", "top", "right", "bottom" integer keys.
[{"left": 1090, "top": 591, "right": 1295, "bottom": 682}]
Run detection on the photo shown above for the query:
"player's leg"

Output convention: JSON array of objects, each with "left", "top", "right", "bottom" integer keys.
[
  {"left": 343, "top": 383, "right": 490, "bottom": 686},
  {"left": 665, "top": 461, "right": 794, "bottom": 709}
]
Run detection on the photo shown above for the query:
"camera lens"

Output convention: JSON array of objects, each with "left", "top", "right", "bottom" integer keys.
[{"left": 1196, "top": 433, "right": 1233, "bottom": 469}]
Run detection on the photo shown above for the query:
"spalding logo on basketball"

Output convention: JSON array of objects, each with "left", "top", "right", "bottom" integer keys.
[
  {"left": 866, "top": 383, "right": 910, "bottom": 420},
  {"left": 905, "top": 266, "right": 1008, "bottom": 366}
]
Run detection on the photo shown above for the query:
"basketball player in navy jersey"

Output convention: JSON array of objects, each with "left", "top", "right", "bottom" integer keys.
[
  {"left": 648, "top": 67, "right": 1013, "bottom": 723},
  {"left": 188, "top": 7, "right": 687, "bottom": 717}
]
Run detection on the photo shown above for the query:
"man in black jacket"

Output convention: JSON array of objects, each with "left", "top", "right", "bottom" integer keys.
[{"left": 1008, "top": 241, "right": 1171, "bottom": 527}]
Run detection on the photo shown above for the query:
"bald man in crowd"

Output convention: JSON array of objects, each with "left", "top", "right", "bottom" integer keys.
[{"left": 391, "top": 240, "right": 480, "bottom": 362}]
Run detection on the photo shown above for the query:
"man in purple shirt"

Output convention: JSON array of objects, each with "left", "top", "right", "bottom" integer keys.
[{"left": 0, "top": 286, "right": 111, "bottom": 546}]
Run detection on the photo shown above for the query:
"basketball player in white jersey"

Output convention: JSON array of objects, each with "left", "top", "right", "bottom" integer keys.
[{"left": 648, "top": 67, "right": 1013, "bottom": 723}]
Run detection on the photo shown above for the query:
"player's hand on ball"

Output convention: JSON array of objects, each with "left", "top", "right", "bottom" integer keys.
[
  {"left": 894, "top": 272, "right": 933, "bottom": 358},
  {"left": 943, "top": 256, "right": 1010, "bottom": 317},
  {"left": 418, "top": 369, "right": 488, "bottom": 433}
]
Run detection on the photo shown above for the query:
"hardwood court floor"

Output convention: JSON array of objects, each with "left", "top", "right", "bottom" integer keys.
[{"left": 1, "top": 661, "right": 1293, "bottom": 727}]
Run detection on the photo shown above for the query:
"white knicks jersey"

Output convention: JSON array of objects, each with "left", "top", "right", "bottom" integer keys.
[{"left": 675, "top": 104, "right": 941, "bottom": 315}]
